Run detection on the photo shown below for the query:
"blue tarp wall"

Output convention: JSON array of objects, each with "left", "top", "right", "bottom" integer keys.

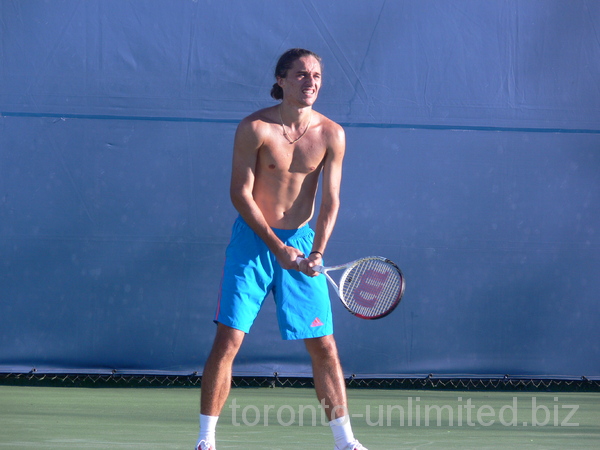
[{"left": 1, "top": 0, "right": 599, "bottom": 379}]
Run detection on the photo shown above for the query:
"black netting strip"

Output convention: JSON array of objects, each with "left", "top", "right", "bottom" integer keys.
[{"left": 1, "top": 372, "right": 598, "bottom": 391}]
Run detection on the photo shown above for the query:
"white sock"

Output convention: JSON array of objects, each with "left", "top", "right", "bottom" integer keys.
[
  {"left": 197, "top": 414, "right": 219, "bottom": 446},
  {"left": 329, "top": 415, "right": 355, "bottom": 449}
]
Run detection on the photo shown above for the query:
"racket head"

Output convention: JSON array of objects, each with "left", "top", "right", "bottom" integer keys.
[{"left": 337, "top": 256, "right": 405, "bottom": 320}]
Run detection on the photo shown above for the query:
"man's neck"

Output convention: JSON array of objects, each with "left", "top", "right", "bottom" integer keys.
[{"left": 279, "top": 101, "right": 312, "bottom": 127}]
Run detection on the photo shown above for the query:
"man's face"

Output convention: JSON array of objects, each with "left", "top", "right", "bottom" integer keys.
[{"left": 278, "top": 55, "right": 322, "bottom": 107}]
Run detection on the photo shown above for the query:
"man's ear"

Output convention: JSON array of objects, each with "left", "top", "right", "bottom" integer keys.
[{"left": 276, "top": 76, "right": 285, "bottom": 88}]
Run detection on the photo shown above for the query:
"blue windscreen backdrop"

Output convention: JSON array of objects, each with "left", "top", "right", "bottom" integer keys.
[{"left": 1, "top": 1, "right": 599, "bottom": 379}]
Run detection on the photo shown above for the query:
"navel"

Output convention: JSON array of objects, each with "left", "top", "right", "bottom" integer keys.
[{"left": 268, "top": 164, "right": 276, "bottom": 169}]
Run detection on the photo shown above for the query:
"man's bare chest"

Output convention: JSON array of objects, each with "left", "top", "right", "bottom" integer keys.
[{"left": 258, "top": 140, "right": 326, "bottom": 174}]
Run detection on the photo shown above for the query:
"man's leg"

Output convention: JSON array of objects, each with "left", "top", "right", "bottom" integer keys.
[
  {"left": 198, "top": 323, "right": 245, "bottom": 448},
  {"left": 305, "top": 335, "right": 348, "bottom": 419},
  {"left": 305, "top": 335, "right": 366, "bottom": 450},
  {"left": 201, "top": 323, "right": 245, "bottom": 414}
]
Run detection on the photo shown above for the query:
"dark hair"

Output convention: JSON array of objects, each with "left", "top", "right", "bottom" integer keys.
[{"left": 270, "top": 48, "right": 322, "bottom": 100}]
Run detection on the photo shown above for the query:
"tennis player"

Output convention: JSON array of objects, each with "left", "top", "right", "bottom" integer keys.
[{"left": 196, "top": 48, "right": 367, "bottom": 450}]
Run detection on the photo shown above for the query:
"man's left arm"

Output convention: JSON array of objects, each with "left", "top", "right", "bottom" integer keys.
[{"left": 302, "top": 122, "right": 346, "bottom": 275}]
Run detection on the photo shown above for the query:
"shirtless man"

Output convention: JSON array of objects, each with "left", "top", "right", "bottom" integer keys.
[{"left": 196, "top": 49, "right": 367, "bottom": 450}]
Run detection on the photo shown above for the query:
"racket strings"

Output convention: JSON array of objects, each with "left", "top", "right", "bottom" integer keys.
[{"left": 341, "top": 258, "right": 403, "bottom": 318}]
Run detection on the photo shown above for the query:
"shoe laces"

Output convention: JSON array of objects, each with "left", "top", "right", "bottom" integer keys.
[{"left": 343, "top": 441, "right": 367, "bottom": 450}]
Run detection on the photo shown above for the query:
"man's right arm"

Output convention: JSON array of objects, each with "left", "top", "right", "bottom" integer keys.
[{"left": 229, "top": 118, "right": 303, "bottom": 270}]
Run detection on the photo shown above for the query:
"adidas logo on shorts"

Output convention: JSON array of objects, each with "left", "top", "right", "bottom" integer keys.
[{"left": 310, "top": 317, "right": 324, "bottom": 327}]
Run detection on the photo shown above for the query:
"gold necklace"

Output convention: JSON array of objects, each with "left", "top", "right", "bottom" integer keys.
[{"left": 279, "top": 106, "right": 312, "bottom": 144}]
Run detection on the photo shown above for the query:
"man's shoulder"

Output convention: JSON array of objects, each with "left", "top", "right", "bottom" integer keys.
[
  {"left": 318, "top": 112, "right": 343, "bottom": 130},
  {"left": 235, "top": 106, "right": 278, "bottom": 142},
  {"left": 314, "top": 111, "right": 345, "bottom": 141},
  {"left": 240, "top": 106, "right": 278, "bottom": 127}
]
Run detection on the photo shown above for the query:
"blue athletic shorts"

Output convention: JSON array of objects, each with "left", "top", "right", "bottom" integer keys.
[{"left": 214, "top": 216, "right": 333, "bottom": 340}]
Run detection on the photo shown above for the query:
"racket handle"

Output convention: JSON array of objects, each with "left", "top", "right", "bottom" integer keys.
[{"left": 295, "top": 256, "right": 324, "bottom": 273}]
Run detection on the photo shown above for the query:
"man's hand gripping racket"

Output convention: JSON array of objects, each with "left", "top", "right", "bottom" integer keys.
[{"left": 297, "top": 256, "right": 405, "bottom": 320}]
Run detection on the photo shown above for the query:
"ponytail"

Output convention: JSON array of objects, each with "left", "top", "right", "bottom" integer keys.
[{"left": 270, "top": 82, "right": 283, "bottom": 100}]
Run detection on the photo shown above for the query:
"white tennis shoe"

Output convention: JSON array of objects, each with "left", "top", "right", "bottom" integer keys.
[
  {"left": 195, "top": 440, "right": 216, "bottom": 450},
  {"left": 335, "top": 440, "right": 368, "bottom": 450}
]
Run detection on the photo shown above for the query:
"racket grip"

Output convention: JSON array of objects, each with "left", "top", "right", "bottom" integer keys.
[{"left": 295, "top": 256, "right": 324, "bottom": 273}]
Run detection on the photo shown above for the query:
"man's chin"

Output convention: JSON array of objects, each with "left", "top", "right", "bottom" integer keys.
[{"left": 301, "top": 97, "right": 317, "bottom": 107}]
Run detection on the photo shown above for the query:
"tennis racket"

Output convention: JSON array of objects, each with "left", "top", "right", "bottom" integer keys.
[{"left": 296, "top": 256, "right": 405, "bottom": 320}]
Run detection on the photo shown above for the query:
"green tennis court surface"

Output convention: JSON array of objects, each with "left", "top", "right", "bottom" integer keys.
[{"left": 1, "top": 386, "right": 599, "bottom": 449}]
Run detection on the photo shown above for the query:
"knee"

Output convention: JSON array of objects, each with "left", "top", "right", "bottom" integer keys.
[
  {"left": 305, "top": 335, "right": 340, "bottom": 361},
  {"left": 210, "top": 324, "right": 245, "bottom": 360}
]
